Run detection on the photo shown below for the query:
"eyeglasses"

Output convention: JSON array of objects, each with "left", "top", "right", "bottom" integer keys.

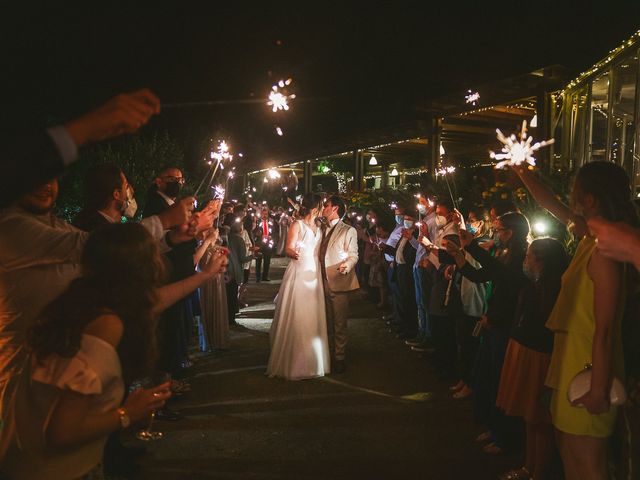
[{"left": 162, "top": 176, "right": 185, "bottom": 184}]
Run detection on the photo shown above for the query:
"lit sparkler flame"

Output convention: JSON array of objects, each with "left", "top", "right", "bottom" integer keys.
[
  {"left": 276, "top": 127, "right": 284, "bottom": 136},
  {"left": 212, "top": 185, "right": 226, "bottom": 199},
  {"left": 436, "top": 166, "right": 456, "bottom": 176},
  {"left": 465, "top": 90, "right": 480, "bottom": 105},
  {"left": 267, "top": 79, "right": 296, "bottom": 112},
  {"left": 490, "top": 120, "right": 555, "bottom": 169}
]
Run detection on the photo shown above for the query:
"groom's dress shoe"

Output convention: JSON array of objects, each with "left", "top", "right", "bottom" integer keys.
[{"left": 333, "top": 360, "right": 346, "bottom": 374}]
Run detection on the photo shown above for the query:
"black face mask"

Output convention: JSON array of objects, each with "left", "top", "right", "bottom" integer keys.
[{"left": 164, "top": 182, "right": 182, "bottom": 198}]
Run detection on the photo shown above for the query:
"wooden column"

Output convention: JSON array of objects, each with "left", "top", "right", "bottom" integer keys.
[
  {"left": 304, "top": 160, "right": 312, "bottom": 194},
  {"left": 429, "top": 117, "right": 442, "bottom": 178}
]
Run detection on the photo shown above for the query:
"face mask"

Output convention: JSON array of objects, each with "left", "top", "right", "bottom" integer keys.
[
  {"left": 417, "top": 204, "right": 427, "bottom": 215},
  {"left": 435, "top": 215, "right": 448, "bottom": 228},
  {"left": 164, "top": 181, "right": 182, "bottom": 198},
  {"left": 404, "top": 220, "right": 414, "bottom": 229},
  {"left": 366, "top": 214, "right": 372, "bottom": 222},
  {"left": 121, "top": 188, "right": 138, "bottom": 217},
  {"left": 395, "top": 215, "right": 404, "bottom": 225}
]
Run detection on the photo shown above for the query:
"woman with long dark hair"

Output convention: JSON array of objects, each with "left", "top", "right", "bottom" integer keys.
[
  {"left": 2, "top": 223, "right": 228, "bottom": 479},
  {"left": 511, "top": 161, "right": 639, "bottom": 480},
  {"left": 496, "top": 238, "right": 569, "bottom": 480},
  {"left": 445, "top": 212, "right": 531, "bottom": 455}
]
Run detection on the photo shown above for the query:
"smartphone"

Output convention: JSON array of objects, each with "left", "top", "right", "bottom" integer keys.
[{"left": 438, "top": 249, "right": 456, "bottom": 265}]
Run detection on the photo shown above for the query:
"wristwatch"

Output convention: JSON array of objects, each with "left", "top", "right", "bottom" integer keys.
[{"left": 116, "top": 407, "right": 130, "bottom": 429}]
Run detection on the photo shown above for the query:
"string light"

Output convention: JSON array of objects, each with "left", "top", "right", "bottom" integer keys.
[{"left": 560, "top": 29, "right": 640, "bottom": 96}]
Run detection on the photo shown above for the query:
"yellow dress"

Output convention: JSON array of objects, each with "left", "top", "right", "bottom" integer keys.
[{"left": 545, "top": 236, "right": 625, "bottom": 437}]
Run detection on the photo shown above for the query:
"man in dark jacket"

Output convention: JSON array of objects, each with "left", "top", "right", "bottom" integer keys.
[{"left": 142, "top": 166, "right": 194, "bottom": 421}]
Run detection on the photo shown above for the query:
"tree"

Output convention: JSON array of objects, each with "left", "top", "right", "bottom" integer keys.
[{"left": 56, "top": 132, "right": 189, "bottom": 221}]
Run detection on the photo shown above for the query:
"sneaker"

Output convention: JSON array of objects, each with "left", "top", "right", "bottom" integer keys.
[{"left": 404, "top": 336, "right": 425, "bottom": 347}]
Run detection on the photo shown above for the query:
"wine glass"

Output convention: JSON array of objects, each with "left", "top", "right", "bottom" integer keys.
[{"left": 135, "top": 371, "right": 172, "bottom": 441}]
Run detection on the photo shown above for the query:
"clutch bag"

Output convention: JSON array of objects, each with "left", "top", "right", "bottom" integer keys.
[{"left": 567, "top": 363, "right": 627, "bottom": 407}]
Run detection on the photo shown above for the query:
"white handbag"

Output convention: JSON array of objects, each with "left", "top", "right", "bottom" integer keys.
[{"left": 567, "top": 363, "right": 627, "bottom": 407}]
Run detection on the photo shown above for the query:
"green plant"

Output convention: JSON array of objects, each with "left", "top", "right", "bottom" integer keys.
[{"left": 56, "top": 132, "right": 189, "bottom": 222}]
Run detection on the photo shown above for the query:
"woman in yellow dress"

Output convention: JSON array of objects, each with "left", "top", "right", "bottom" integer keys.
[{"left": 512, "top": 161, "right": 639, "bottom": 480}]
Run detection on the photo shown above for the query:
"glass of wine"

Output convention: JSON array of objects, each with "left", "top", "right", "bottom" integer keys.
[{"left": 135, "top": 371, "right": 172, "bottom": 441}]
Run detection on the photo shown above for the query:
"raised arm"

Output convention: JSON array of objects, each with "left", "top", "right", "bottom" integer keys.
[
  {"left": 511, "top": 165, "right": 588, "bottom": 238},
  {"left": 154, "top": 250, "right": 228, "bottom": 314}
]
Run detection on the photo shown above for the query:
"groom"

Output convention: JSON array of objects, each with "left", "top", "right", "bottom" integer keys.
[{"left": 319, "top": 196, "right": 359, "bottom": 373}]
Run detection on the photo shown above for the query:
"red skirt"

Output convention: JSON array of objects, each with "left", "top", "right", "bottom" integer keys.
[{"left": 496, "top": 339, "right": 551, "bottom": 424}]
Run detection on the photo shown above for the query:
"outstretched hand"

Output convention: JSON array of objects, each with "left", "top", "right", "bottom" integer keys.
[
  {"left": 588, "top": 217, "right": 640, "bottom": 270},
  {"left": 459, "top": 229, "right": 474, "bottom": 248},
  {"left": 65, "top": 89, "right": 161, "bottom": 146}
]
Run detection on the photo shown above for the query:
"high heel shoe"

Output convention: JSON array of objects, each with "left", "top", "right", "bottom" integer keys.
[
  {"left": 452, "top": 385, "right": 473, "bottom": 399},
  {"left": 449, "top": 380, "right": 465, "bottom": 392}
]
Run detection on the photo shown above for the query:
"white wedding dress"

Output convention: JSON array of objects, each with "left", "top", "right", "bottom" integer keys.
[{"left": 267, "top": 220, "right": 330, "bottom": 380}]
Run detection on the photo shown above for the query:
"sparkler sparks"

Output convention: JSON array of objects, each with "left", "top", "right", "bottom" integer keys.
[
  {"left": 436, "top": 166, "right": 456, "bottom": 176},
  {"left": 267, "top": 78, "right": 296, "bottom": 112},
  {"left": 465, "top": 90, "right": 480, "bottom": 106},
  {"left": 490, "top": 120, "right": 555, "bottom": 169},
  {"left": 276, "top": 127, "right": 284, "bottom": 136},
  {"left": 212, "top": 185, "right": 226, "bottom": 199}
]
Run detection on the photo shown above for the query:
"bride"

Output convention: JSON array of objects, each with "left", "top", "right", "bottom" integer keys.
[{"left": 266, "top": 194, "right": 330, "bottom": 380}]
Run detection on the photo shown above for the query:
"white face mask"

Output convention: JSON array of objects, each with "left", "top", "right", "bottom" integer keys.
[
  {"left": 404, "top": 220, "right": 414, "bottom": 229},
  {"left": 417, "top": 204, "right": 427, "bottom": 215},
  {"left": 122, "top": 188, "right": 138, "bottom": 218},
  {"left": 435, "top": 215, "right": 448, "bottom": 228}
]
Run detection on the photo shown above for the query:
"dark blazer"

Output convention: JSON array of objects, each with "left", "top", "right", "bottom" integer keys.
[
  {"left": 459, "top": 239, "right": 527, "bottom": 329},
  {"left": 142, "top": 189, "right": 197, "bottom": 281},
  {"left": 142, "top": 188, "right": 170, "bottom": 218},
  {"left": 253, "top": 217, "right": 277, "bottom": 254},
  {"left": 72, "top": 210, "right": 113, "bottom": 232},
  {"left": 3, "top": 132, "right": 66, "bottom": 207}
]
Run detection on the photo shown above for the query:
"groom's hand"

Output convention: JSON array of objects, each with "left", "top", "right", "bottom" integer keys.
[{"left": 338, "top": 263, "right": 349, "bottom": 274}]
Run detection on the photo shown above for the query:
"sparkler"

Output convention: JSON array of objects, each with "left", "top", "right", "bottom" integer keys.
[
  {"left": 194, "top": 140, "right": 234, "bottom": 198},
  {"left": 275, "top": 127, "right": 284, "bottom": 136},
  {"left": 490, "top": 120, "right": 555, "bottom": 170},
  {"left": 267, "top": 78, "right": 296, "bottom": 112},
  {"left": 436, "top": 166, "right": 458, "bottom": 210},
  {"left": 465, "top": 90, "right": 480, "bottom": 106}
]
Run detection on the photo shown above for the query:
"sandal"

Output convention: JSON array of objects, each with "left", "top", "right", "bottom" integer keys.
[
  {"left": 449, "top": 380, "right": 465, "bottom": 392},
  {"left": 482, "top": 442, "right": 504, "bottom": 455},
  {"left": 498, "top": 467, "right": 531, "bottom": 480},
  {"left": 453, "top": 385, "right": 473, "bottom": 399}
]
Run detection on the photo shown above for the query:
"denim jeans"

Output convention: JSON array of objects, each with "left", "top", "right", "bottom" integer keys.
[{"left": 413, "top": 266, "right": 430, "bottom": 338}]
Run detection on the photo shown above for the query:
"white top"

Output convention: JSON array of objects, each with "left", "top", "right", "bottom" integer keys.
[{"left": 3, "top": 334, "right": 124, "bottom": 480}]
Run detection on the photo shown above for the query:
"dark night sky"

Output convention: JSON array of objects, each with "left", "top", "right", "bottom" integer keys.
[{"left": 4, "top": 2, "right": 640, "bottom": 170}]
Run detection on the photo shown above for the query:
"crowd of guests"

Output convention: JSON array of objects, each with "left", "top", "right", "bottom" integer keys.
[
  {"left": 1, "top": 88, "right": 639, "bottom": 480},
  {"left": 349, "top": 162, "right": 640, "bottom": 480}
]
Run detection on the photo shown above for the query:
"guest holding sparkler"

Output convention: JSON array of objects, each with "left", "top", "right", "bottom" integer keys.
[{"left": 511, "top": 161, "right": 638, "bottom": 480}]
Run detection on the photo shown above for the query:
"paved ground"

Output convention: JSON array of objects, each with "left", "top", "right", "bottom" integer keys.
[{"left": 135, "top": 257, "right": 518, "bottom": 479}]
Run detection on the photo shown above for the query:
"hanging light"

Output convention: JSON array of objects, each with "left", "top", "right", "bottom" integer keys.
[
  {"left": 390, "top": 167, "right": 399, "bottom": 176},
  {"left": 439, "top": 144, "right": 446, "bottom": 156},
  {"left": 530, "top": 114, "right": 538, "bottom": 128},
  {"left": 369, "top": 155, "right": 378, "bottom": 166}
]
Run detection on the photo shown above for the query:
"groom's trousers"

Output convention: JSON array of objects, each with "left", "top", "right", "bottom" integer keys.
[{"left": 325, "top": 290, "right": 350, "bottom": 361}]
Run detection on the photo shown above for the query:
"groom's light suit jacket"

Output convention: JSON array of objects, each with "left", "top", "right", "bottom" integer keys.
[{"left": 322, "top": 220, "right": 359, "bottom": 293}]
